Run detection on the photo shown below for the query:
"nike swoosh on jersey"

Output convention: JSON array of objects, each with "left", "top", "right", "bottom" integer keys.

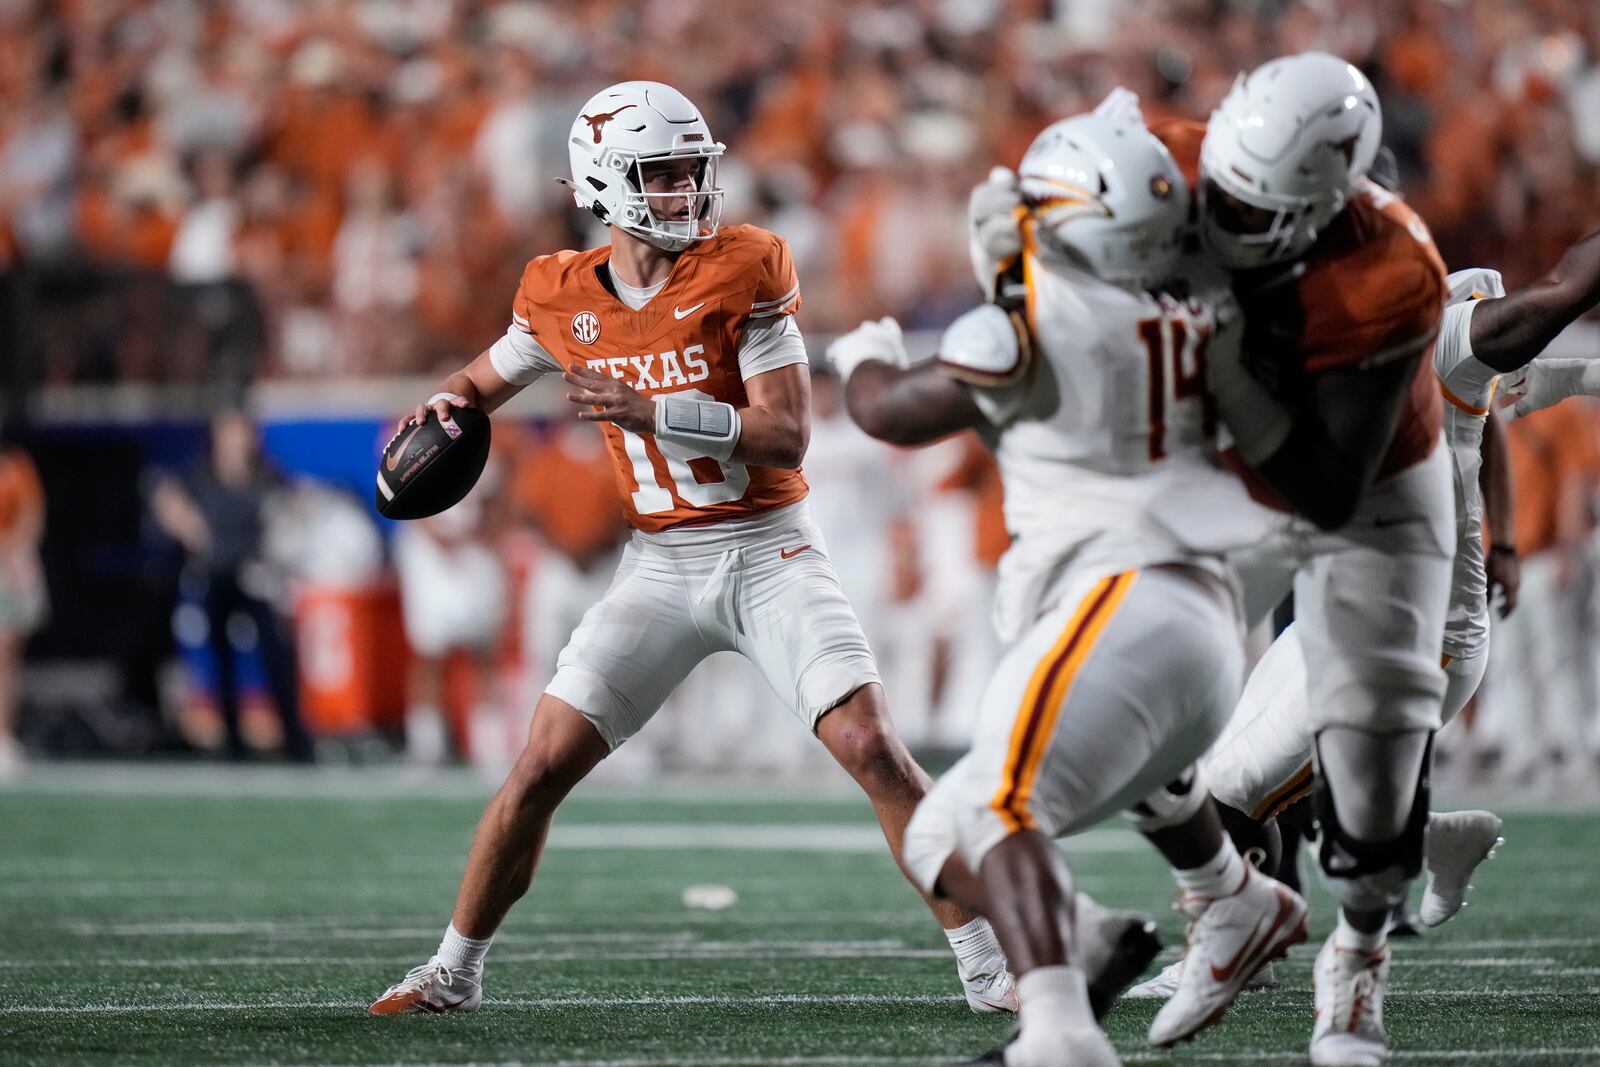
[
  {"left": 674, "top": 303, "right": 706, "bottom": 320},
  {"left": 780, "top": 544, "right": 811, "bottom": 559}
]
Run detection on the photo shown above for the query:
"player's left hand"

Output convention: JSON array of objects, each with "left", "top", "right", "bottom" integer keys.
[
  {"left": 1487, "top": 543, "right": 1520, "bottom": 618},
  {"left": 564, "top": 364, "right": 653, "bottom": 433}
]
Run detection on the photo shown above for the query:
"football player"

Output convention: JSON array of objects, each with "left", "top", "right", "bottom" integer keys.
[
  {"left": 831, "top": 96, "right": 1309, "bottom": 1067},
  {"left": 1128, "top": 226, "right": 1600, "bottom": 1013},
  {"left": 369, "top": 81, "right": 1016, "bottom": 1017},
  {"left": 1157, "top": 54, "right": 1454, "bottom": 1067}
]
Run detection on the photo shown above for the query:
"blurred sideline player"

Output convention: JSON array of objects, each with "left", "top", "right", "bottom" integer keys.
[
  {"left": 833, "top": 97, "right": 1308, "bottom": 1067},
  {"left": 507, "top": 421, "right": 625, "bottom": 693},
  {"left": 0, "top": 438, "right": 46, "bottom": 775},
  {"left": 370, "top": 81, "right": 1016, "bottom": 1016},
  {"left": 393, "top": 487, "right": 508, "bottom": 765}
]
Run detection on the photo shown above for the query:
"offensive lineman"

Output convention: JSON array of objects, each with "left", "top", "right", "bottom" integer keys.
[
  {"left": 1131, "top": 224, "right": 1600, "bottom": 1003},
  {"left": 831, "top": 97, "right": 1308, "bottom": 1067},
  {"left": 368, "top": 81, "right": 1016, "bottom": 1016}
]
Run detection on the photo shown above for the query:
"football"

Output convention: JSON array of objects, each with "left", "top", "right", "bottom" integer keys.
[{"left": 375, "top": 405, "right": 492, "bottom": 520}]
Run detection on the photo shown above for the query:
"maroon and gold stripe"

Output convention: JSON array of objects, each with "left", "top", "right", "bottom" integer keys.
[{"left": 991, "top": 571, "right": 1136, "bottom": 833}]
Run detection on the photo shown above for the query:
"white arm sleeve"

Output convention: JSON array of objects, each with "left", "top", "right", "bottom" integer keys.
[
  {"left": 488, "top": 321, "right": 562, "bottom": 386},
  {"left": 738, "top": 314, "right": 809, "bottom": 379}
]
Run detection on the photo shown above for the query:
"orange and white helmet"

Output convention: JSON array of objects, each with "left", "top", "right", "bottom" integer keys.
[
  {"left": 565, "top": 81, "right": 726, "bottom": 253},
  {"left": 1199, "top": 52, "right": 1381, "bottom": 269},
  {"left": 1016, "top": 91, "right": 1189, "bottom": 291}
]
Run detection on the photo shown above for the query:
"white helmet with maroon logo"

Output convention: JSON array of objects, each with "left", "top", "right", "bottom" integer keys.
[
  {"left": 565, "top": 81, "right": 726, "bottom": 253},
  {"left": 1016, "top": 90, "right": 1189, "bottom": 291}
]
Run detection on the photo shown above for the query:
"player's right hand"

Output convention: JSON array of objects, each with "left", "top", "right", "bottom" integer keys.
[
  {"left": 401, "top": 391, "right": 471, "bottom": 432},
  {"left": 969, "top": 166, "right": 1023, "bottom": 264}
]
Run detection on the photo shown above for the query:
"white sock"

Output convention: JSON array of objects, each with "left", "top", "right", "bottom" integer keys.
[
  {"left": 1334, "top": 911, "right": 1386, "bottom": 954},
  {"left": 1174, "top": 839, "right": 1248, "bottom": 898},
  {"left": 438, "top": 923, "right": 493, "bottom": 971},
  {"left": 945, "top": 916, "right": 1005, "bottom": 974},
  {"left": 1007, "top": 965, "right": 1096, "bottom": 1066}
]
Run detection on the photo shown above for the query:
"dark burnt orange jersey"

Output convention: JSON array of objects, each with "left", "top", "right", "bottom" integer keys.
[
  {"left": 1152, "top": 117, "right": 1447, "bottom": 481},
  {"left": 509, "top": 224, "right": 808, "bottom": 533}
]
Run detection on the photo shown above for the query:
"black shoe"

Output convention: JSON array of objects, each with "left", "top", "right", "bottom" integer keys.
[
  {"left": 1389, "top": 902, "right": 1422, "bottom": 938},
  {"left": 948, "top": 1049, "right": 1007, "bottom": 1066},
  {"left": 1088, "top": 916, "right": 1163, "bottom": 1019}
]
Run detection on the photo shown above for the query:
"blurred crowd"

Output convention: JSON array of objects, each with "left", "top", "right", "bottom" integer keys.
[{"left": 4, "top": 0, "right": 1600, "bottom": 383}]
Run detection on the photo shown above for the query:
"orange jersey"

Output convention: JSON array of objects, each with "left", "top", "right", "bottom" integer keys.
[
  {"left": 1152, "top": 118, "right": 1447, "bottom": 482},
  {"left": 511, "top": 225, "right": 808, "bottom": 534},
  {"left": 0, "top": 448, "right": 43, "bottom": 542}
]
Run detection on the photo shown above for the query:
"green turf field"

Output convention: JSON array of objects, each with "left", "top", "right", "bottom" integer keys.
[{"left": 2, "top": 767, "right": 1597, "bottom": 1066}]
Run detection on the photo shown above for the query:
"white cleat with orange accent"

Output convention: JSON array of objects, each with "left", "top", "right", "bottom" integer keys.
[
  {"left": 368, "top": 958, "right": 482, "bottom": 1015},
  {"left": 1310, "top": 935, "right": 1390, "bottom": 1066},
  {"left": 1147, "top": 868, "right": 1308, "bottom": 1047}
]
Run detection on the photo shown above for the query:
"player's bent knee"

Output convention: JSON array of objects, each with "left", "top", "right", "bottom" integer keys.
[
  {"left": 1125, "top": 768, "right": 1208, "bottom": 832},
  {"left": 818, "top": 690, "right": 911, "bottom": 784},
  {"left": 1314, "top": 746, "right": 1430, "bottom": 911}
]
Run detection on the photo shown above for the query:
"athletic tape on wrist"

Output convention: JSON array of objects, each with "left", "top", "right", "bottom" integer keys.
[{"left": 654, "top": 395, "right": 741, "bottom": 462}]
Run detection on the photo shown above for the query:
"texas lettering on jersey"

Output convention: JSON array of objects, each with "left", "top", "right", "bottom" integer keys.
[{"left": 513, "top": 224, "right": 807, "bottom": 532}]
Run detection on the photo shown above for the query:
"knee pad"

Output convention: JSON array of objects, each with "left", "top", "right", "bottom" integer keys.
[
  {"left": 1125, "top": 768, "right": 1208, "bottom": 833},
  {"left": 1314, "top": 736, "right": 1432, "bottom": 911}
]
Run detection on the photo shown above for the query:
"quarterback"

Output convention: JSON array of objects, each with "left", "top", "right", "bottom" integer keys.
[
  {"left": 369, "top": 81, "right": 1015, "bottom": 1016},
  {"left": 832, "top": 96, "right": 1308, "bottom": 1067}
]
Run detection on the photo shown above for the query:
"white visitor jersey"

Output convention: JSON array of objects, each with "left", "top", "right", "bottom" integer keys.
[
  {"left": 1434, "top": 267, "right": 1507, "bottom": 660},
  {"left": 937, "top": 250, "right": 1249, "bottom": 640}
]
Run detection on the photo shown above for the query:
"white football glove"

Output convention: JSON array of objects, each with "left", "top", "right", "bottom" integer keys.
[
  {"left": 826, "top": 317, "right": 909, "bottom": 382},
  {"left": 969, "top": 166, "right": 1023, "bottom": 300},
  {"left": 1500, "top": 357, "right": 1600, "bottom": 419}
]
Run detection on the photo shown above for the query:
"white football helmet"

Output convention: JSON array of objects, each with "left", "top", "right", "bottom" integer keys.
[
  {"left": 564, "top": 81, "right": 726, "bottom": 252},
  {"left": 1199, "top": 52, "right": 1382, "bottom": 269},
  {"left": 1015, "top": 94, "right": 1188, "bottom": 291}
]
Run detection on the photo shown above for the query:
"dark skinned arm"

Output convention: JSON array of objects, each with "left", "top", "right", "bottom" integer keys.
[
  {"left": 1479, "top": 407, "right": 1520, "bottom": 617},
  {"left": 1250, "top": 356, "right": 1417, "bottom": 530},
  {"left": 1468, "top": 228, "right": 1600, "bottom": 373},
  {"left": 843, "top": 360, "right": 987, "bottom": 447}
]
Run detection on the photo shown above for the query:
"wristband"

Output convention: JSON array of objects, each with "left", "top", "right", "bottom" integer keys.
[
  {"left": 427, "top": 391, "right": 463, "bottom": 407},
  {"left": 654, "top": 395, "right": 741, "bottom": 462}
]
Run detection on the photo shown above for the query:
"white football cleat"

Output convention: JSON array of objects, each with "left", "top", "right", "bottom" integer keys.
[
  {"left": 1124, "top": 958, "right": 1276, "bottom": 1000},
  {"left": 961, "top": 959, "right": 1019, "bottom": 1014},
  {"left": 1310, "top": 934, "right": 1390, "bottom": 1066},
  {"left": 1419, "top": 810, "right": 1503, "bottom": 928},
  {"left": 1147, "top": 868, "right": 1308, "bottom": 1047},
  {"left": 368, "top": 957, "right": 483, "bottom": 1015},
  {"left": 950, "top": 1023, "right": 1121, "bottom": 1067}
]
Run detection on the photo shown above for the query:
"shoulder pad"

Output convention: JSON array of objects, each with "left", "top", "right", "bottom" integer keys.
[
  {"left": 936, "top": 303, "right": 1034, "bottom": 387},
  {"left": 1444, "top": 267, "right": 1505, "bottom": 306}
]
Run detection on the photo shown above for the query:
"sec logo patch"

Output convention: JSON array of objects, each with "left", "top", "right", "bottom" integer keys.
[{"left": 572, "top": 311, "right": 601, "bottom": 345}]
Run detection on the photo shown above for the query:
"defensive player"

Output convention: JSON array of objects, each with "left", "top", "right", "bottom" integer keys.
[
  {"left": 832, "top": 98, "right": 1308, "bottom": 1067},
  {"left": 369, "top": 81, "right": 1016, "bottom": 1016}
]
